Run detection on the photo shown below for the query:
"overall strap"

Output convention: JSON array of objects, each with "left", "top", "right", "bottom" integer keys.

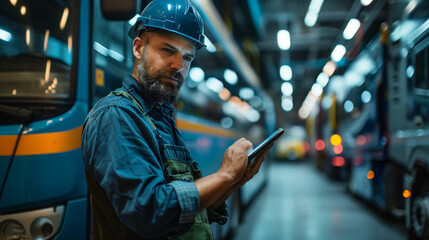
[
  {"left": 109, "top": 90, "right": 157, "bottom": 131},
  {"left": 109, "top": 90, "right": 168, "bottom": 166}
]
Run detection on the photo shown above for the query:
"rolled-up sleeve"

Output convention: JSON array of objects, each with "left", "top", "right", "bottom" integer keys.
[
  {"left": 168, "top": 181, "right": 199, "bottom": 224},
  {"left": 82, "top": 99, "right": 199, "bottom": 238}
]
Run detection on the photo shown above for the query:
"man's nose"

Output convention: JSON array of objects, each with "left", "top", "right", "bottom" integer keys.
[{"left": 169, "top": 54, "right": 184, "bottom": 72}]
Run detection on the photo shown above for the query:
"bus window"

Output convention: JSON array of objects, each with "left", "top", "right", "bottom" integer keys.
[
  {"left": 91, "top": 0, "right": 133, "bottom": 104},
  {"left": 414, "top": 49, "right": 427, "bottom": 89},
  {"left": 0, "top": 0, "right": 76, "bottom": 124}
]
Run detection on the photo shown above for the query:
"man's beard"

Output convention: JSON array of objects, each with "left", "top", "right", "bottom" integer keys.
[{"left": 136, "top": 54, "right": 183, "bottom": 104}]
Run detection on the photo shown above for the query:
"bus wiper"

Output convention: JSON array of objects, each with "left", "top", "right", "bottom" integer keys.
[{"left": 0, "top": 104, "right": 33, "bottom": 123}]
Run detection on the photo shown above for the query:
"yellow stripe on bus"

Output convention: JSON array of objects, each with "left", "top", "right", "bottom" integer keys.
[
  {"left": 0, "top": 126, "right": 82, "bottom": 156},
  {"left": 176, "top": 119, "right": 236, "bottom": 138},
  {"left": 0, "top": 119, "right": 237, "bottom": 156}
]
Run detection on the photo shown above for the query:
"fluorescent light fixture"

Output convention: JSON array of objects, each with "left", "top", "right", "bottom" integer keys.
[
  {"left": 331, "top": 44, "right": 346, "bottom": 62},
  {"left": 221, "top": 117, "right": 233, "bottom": 129},
  {"left": 304, "top": 13, "right": 317, "bottom": 27},
  {"left": 406, "top": 65, "right": 415, "bottom": 78},
  {"left": 344, "top": 100, "right": 354, "bottom": 113},
  {"left": 245, "top": 108, "right": 260, "bottom": 122},
  {"left": 224, "top": 69, "right": 238, "bottom": 85},
  {"left": 282, "top": 97, "right": 293, "bottom": 112},
  {"left": 304, "top": 0, "right": 324, "bottom": 27},
  {"left": 361, "top": 91, "right": 371, "bottom": 103},
  {"left": 281, "top": 82, "right": 293, "bottom": 96},
  {"left": 277, "top": 30, "right": 290, "bottom": 50},
  {"left": 316, "top": 72, "right": 329, "bottom": 87},
  {"left": 239, "top": 87, "right": 254, "bottom": 100},
  {"left": 206, "top": 77, "right": 224, "bottom": 93},
  {"left": 20, "top": 6, "right": 26, "bottom": 15},
  {"left": 26, "top": 28, "right": 30, "bottom": 46},
  {"left": 93, "top": 42, "right": 109, "bottom": 56},
  {"left": 128, "top": 14, "right": 139, "bottom": 26},
  {"left": 323, "top": 61, "right": 336, "bottom": 76},
  {"left": 0, "top": 28, "right": 12, "bottom": 42},
  {"left": 219, "top": 88, "right": 231, "bottom": 101},
  {"left": 343, "top": 19, "right": 360, "bottom": 40},
  {"left": 361, "top": 0, "right": 373, "bottom": 6},
  {"left": 204, "top": 37, "right": 216, "bottom": 52},
  {"left": 109, "top": 49, "right": 125, "bottom": 62},
  {"left": 60, "top": 8, "right": 69, "bottom": 30},
  {"left": 310, "top": 83, "right": 323, "bottom": 97},
  {"left": 189, "top": 67, "right": 205, "bottom": 82},
  {"left": 44, "top": 29, "right": 50, "bottom": 52},
  {"left": 280, "top": 65, "right": 292, "bottom": 81}
]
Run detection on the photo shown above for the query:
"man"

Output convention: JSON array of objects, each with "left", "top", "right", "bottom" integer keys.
[{"left": 81, "top": 0, "right": 272, "bottom": 239}]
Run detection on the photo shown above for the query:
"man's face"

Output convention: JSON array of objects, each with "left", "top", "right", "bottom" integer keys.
[{"left": 136, "top": 31, "right": 196, "bottom": 104}]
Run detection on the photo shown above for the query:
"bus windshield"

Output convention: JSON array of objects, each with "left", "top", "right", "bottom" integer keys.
[{"left": 0, "top": 0, "right": 75, "bottom": 101}]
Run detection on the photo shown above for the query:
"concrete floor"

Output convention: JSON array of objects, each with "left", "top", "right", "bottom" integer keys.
[{"left": 232, "top": 160, "right": 407, "bottom": 240}]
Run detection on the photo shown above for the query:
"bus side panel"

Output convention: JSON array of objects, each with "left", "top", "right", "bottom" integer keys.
[
  {"left": 54, "top": 198, "right": 90, "bottom": 239},
  {"left": 0, "top": 101, "right": 89, "bottom": 212},
  {"left": 0, "top": 149, "right": 86, "bottom": 211}
]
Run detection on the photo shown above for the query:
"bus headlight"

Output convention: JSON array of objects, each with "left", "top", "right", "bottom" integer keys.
[
  {"left": 0, "top": 205, "right": 64, "bottom": 240},
  {"left": 1, "top": 220, "right": 27, "bottom": 240},
  {"left": 30, "top": 217, "right": 54, "bottom": 239}
]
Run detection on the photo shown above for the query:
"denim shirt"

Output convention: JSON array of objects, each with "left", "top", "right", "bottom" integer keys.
[{"left": 81, "top": 74, "right": 205, "bottom": 238}]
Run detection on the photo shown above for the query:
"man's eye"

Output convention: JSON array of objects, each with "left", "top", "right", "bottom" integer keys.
[
  {"left": 184, "top": 56, "right": 193, "bottom": 62},
  {"left": 163, "top": 48, "right": 174, "bottom": 54}
]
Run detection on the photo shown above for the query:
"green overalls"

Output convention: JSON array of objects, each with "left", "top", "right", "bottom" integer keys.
[{"left": 84, "top": 90, "right": 213, "bottom": 240}]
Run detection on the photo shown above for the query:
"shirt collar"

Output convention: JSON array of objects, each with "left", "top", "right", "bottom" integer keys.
[{"left": 122, "top": 74, "right": 176, "bottom": 115}]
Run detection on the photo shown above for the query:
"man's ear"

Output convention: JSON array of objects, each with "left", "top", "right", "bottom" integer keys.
[{"left": 133, "top": 37, "right": 144, "bottom": 60}]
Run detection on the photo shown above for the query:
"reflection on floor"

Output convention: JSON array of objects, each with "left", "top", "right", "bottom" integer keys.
[{"left": 232, "top": 160, "right": 407, "bottom": 240}]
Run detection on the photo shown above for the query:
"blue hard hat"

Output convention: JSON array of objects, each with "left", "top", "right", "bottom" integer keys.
[{"left": 128, "top": 0, "right": 206, "bottom": 49}]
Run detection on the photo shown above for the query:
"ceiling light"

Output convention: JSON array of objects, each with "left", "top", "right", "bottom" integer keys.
[
  {"left": 323, "top": 61, "right": 336, "bottom": 76},
  {"left": 277, "top": 30, "right": 290, "bottom": 50},
  {"left": 204, "top": 37, "right": 216, "bottom": 52},
  {"left": 361, "top": 91, "right": 371, "bottom": 103},
  {"left": 128, "top": 14, "right": 139, "bottom": 26},
  {"left": 304, "top": 0, "right": 324, "bottom": 27},
  {"left": 316, "top": 72, "right": 329, "bottom": 87},
  {"left": 224, "top": 68, "right": 238, "bottom": 85},
  {"left": 0, "top": 28, "right": 12, "bottom": 42},
  {"left": 280, "top": 65, "right": 292, "bottom": 81},
  {"left": 360, "top": 0, "right": 373, "bottom": 6},
  {"left": 239, "top": 87, "right": 254, "bottom": 100},
  {"left": 206, "top": 77, "right": 223, "bottom": 93},
  {"left": 189, "top": 67, "right": 205, "bottom": 83},
  {"left": 310, "top": 83, "right": 323, "bottom": 97},
  {"left": 343, "top": 19, "right": 361, "bottom": 40},
  {"left": 331, "top": 44, "right": 346, "bottom": 62},
  {"left": 282, "top": 97, "right": 293, "bottom": 112},
  {"left": 281, "top": 82, "right": 293, "bottom": 96}
]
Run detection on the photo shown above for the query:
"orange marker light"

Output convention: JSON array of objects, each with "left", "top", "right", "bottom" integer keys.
[
  {"left": 403, "top": 189, "right": 411, "bottom": 198},
  {"left": 331, "top": 156, "right": 345, "bottom": 167},
  {"left": 367, "top": 170, "right": 375, "bottom": 179},
  {"left": 315, "top": 139, "right": 325, "bottom": 151},
  {"left": 330, "top": 134, "right": 342, "bottom": 146},
  {"left": 333, "top": 144, "right": 343, "bottom": 154}
]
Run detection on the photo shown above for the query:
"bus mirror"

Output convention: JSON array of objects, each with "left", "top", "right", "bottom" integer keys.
[{"left": 100, "top": 0, "right": 139, "bottom": 20}]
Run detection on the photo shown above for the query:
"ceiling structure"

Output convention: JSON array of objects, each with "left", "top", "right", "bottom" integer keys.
[{"left": 210, "top": 0, "right": 388, "bottom": 126}]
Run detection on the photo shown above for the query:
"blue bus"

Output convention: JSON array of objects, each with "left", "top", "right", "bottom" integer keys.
[{"left": 0, "top": 0, "right": 275, "bottom": 239}]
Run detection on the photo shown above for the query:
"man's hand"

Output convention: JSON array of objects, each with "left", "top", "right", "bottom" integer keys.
[
  {"left": 236, "top": 143, "right": 273, "bottom": 187},
  {"left": 219, "top": 138, "right": 253, "bottom": 184}
]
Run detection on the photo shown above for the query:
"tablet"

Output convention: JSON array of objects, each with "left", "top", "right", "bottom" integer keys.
[{"left": 248, "top": 128, "right": 284, "bottom": 162}]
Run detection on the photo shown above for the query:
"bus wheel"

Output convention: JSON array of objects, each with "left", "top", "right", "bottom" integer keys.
[{"left": 410, "top": 180, "right": 429, "bottom": 239}]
